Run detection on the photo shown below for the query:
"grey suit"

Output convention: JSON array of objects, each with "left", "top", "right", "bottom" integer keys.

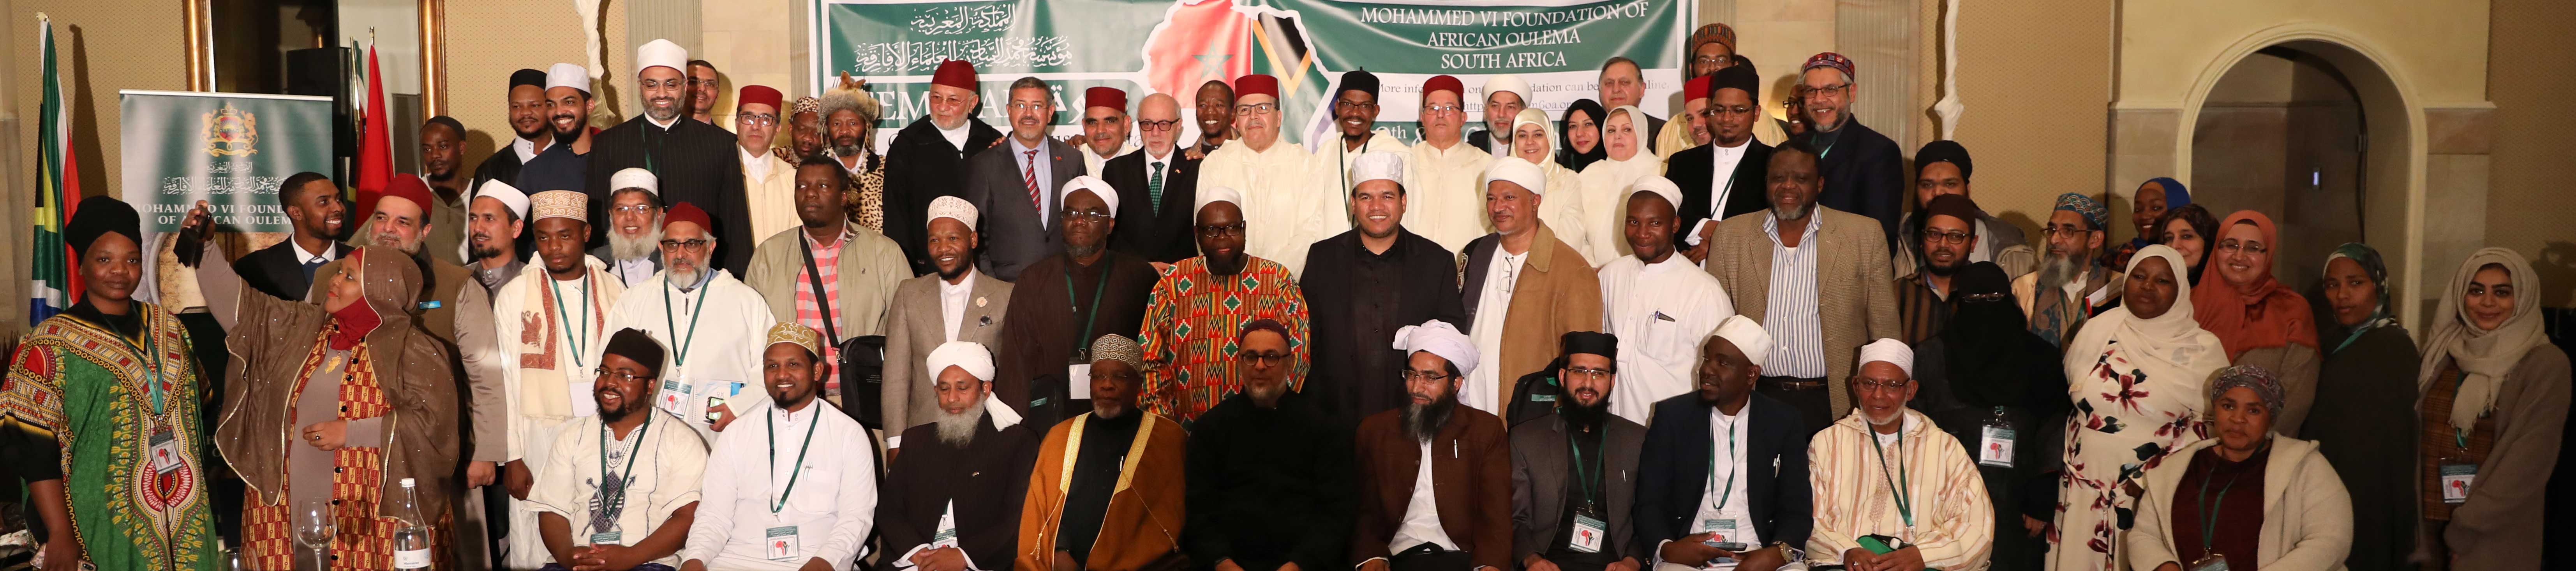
[
  {"left": 1511, "top": 413, "right": 1649, "bottom": 567},
  {"left": 879, "top": 271, "right": 1015, "bottom": 436},
  {"left": 963, "top": 137, "right": 1087, "bottom": 281}
]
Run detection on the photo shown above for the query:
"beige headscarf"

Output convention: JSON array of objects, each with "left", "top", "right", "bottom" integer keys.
[{"left": 2415, "top": 247, "right": 2550, "bottom": 432}]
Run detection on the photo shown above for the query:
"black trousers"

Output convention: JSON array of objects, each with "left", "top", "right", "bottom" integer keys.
[{"left": 1757, "top": 375, "right": 1834, "bottom": 434}]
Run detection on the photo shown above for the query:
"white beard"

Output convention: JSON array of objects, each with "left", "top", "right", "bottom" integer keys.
[
  {"left": 935, "top": 404, "right": 986, "bottom": 447},
  {"left": 610, "top": 227, "right": 661, "bottom": 261}
]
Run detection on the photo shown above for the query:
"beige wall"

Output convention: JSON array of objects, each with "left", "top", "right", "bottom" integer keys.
[
  {"left": 1939, "top": 0, "right": 2113, "bottom": 234},
  {"left": 2485, "top": 0, "right": 2576, "bottom": 304},
  {"left": 443, "top": 0, "right": 595, "bottom": 179}
]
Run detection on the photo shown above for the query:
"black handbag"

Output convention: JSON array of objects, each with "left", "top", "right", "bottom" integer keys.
[{"left": 802, "top": 235, "right": 890, "bottom": 430}]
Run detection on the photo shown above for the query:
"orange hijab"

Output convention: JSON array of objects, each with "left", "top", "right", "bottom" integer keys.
[{"left": 2191, "top": 210, "right": 2319, "bottom": 360}]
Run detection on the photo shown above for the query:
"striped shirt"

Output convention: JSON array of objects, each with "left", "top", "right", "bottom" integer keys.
[
  {"left": 1807, "top": 410, "right": 1994, "bottom": 569},
  {"left": 793, "top": 229, "right": 849, "bottom": 390},
  {"left": 1893, "top": 275, "right": 1949, "bottom": 346},
  {"left": 1761, "top": 212, "right": 1827, "bottom": 378}
]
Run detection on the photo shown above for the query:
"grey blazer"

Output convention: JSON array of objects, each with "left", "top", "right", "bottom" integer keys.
[
  {"left": 963, "top": 137, "right": 1087, "bottom": 281},
  {"left": 878, "top": 271, "right": 1015, "bottom": 437},
  {"left": 1510, "top": 412, "right": 1649, "bottom": 563}
]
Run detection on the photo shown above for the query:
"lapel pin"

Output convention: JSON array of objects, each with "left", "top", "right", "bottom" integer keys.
[{"left": 975, "top": 296, "right": 988, "bottom": 307}]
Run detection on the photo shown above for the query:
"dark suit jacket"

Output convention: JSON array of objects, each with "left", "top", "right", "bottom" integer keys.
[
  {"left": 582, "top": 117, "right": 753, "bottom": 274},
  {"left": 885, "top": 116, "right": 1007, "bottom": 275},
  {"left": 1299, "top": 229, "right": 1465, "bottom": 427},
  {"left": 1352, "top": 406, "right": 1513, "bottom": 570},
  {"left": 468, "top": 144, "right": 527, "bottom": 193},
  {"left": 1667, "top": 140, "right": 1775, "bottom": 244},
  {"left": 1633, "top": 392, "right": 1812, "bottom": 553},
  {"left": 232, "top": 239, "right": 350, "bottom": 301},
  {"left": 878, "top": 415, "right": 1040, "bottom": 571},
  {"left": 965, "top": 137, "right": 1086, "bottom": 281},
  {"left": 1813, "top": 119, "right": 1906, "bottom": 249},
  {"left": 1102, "top": 148, "right": 1202, "bottom": 263},
  {"left": 1511, "top": 413, "right": 1647, "bottom": 563}
]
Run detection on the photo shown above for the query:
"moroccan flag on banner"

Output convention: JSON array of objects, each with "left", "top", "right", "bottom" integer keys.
[
  {"left": 29, "top": 13, "right": 81, "bottom": 322},
  {"left": 352, "top": 41, "right": 393, "bottom": 213}
]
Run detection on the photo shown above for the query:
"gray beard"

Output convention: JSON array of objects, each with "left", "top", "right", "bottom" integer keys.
[
  {"left": 935, "top": 405, "right": 986, "bottom": 447},
  {"left": 1772, "top": 204, "right": 1814, "bottom": 221},
  {"left": 832, "top": 142, "right": 864, "bottom": 158},
  {"left": 1245, "top": 378, "right": 1287, "bottom": 406},
  {"left": 1400, "top": 392, "right": 1458, "bottom": 443},
  {"left": 645, "top": 104, "right": 681, "bottom": 122},
  {"left": 2036, "top": 252, "right": 2086, "bottom": 293},
  {"left": 1065, "top": 240, "right": 1104, "bottom": 260},
  {"left": 666, "top": 267, "right": 704, "bottom": 291},
  {"left": 1091, "top": 400, "right": 1130, "bottom": 420},
  {"left": 610, "top": 227, "right": 661, "bottom": 261}
]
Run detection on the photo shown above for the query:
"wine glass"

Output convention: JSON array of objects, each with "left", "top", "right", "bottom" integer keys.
[{"left": 293, "top": 499, "right": 336, "bottom": 571}]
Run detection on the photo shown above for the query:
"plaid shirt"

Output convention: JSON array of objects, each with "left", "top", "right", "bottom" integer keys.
[{"left": 793, "top": 229, "right": 849, "bottom": 391}]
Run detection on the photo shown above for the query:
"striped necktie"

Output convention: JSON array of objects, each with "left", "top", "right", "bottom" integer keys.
[{"left": 1022, "top": 149, "right": 1042, "bottom": 211}]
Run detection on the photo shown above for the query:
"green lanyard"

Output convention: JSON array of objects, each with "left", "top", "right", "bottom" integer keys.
[
  {"left": 599, "top": 413, "right": 655, "bottom": 524},
  {"left": 1707, "top": 414, "right": 1740, "bottom": 510},
  {"left": 550, "top": 274, "right": 594, "bottom": 371},
  {"left": 1567, "top": 431, "right": 1603, "bottom": 513},
  {"left": 767, "top": 406, "right": 822, "bottom": 514},
  {"left": 103, "top": 317, "right": 169, "bottom": 415},
  {"left": 1869, "top": 428, "right": 1914, "bottom": 527},
  {"left": 662, "top": 279, "right": 712, "bottom": 367},
  {"left": 2195, "top": 463, "right": 2245, "bottom": 558},
  {"left": 1064, "top": 257, "right": 1111, "bottom": 356}
]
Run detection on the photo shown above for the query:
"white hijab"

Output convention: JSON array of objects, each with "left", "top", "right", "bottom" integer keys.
[
  {"left": 2416, "top": 247, "right": 2550, "bottom": 432},
  {"left": 2062, "top": 245, "right": 2227, "bottom": 388}
]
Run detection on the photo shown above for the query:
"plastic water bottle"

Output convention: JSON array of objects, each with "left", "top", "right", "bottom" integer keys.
[{"left": 390, "top": 478, "right": 433, "bottom": 569}]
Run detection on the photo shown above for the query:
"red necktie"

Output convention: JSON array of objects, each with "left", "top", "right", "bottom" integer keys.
[{"left": 1022, "top": 149, "right": 1042, "bottom": 211}]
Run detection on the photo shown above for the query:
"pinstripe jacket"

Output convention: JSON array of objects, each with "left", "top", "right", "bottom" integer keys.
[{"left": 1701, "top": 205, "right": 1900, "bottom": 415}]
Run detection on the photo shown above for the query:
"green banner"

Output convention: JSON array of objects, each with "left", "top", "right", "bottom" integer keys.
[
  {"left": 118, "top": 91, "right": 335, "bottom": 232},
  {"left": 815, "top": 0, "right": 1692, "bottom": 149}
]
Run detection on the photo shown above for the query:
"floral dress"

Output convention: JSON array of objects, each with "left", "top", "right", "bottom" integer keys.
[{"left": 2048, "top": 339, "right": 2209, "bottom": 571}]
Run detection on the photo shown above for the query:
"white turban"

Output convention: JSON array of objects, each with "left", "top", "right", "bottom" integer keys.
[
  {"left": 637, "top": 39, "right": 688, "bottom": 75},
  {"left": 927, "top": 341, "right": 996, "bottom": 381},
  {"left": 1061, "top": 175, "right": 1119, "bottom": 218},
  {"left": 1627, "top": 176, "right": 1683, "bottom": 213},
  {"left": 609, "top": 168, "right": 658, "bottom": 197},
  {"left": 472, "top": 179, "right": 531, "bottom": 221},
  {"left": 1391, "top": 320, "right": 1478, "bottom": 378},
  {"left": 545, "top": 62, "right": 589, "bottom": 93},
  {"left": 1349, "top": 152, "right": 1407, "bottom": 190},
  {"left": 926, "top": 195, "right": 979, "bottom": 229},
  {"left": 1857, "top": 337, "right": 1913, "bottom": 377},
  {"left": 1483, "top": 157, "right": 1548, "bottom": 196},
  {"left": 1483, "top": 74, "right": 1529, "bottom": 104},
  {"left": 1196, "top": 185, "right": 1244, "bottom": 213},
  {"left": 1711, "top": 315, "right": 1772, "bottom": 369}
]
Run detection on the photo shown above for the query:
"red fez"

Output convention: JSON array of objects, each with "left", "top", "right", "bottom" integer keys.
[
  {"left": 663, "top": 201, "right": 712, "bottom": 234},
  {"left": 1684, "top": 75, "right": 1713, "bottom": 102},
  {"left": 1085, "top": 86, "right": 1127, "bottom": 111},
  {"left": 932, "top": 60, "right": 978, "bottom": 90},
  {"left": 365, "top": 174, "right": 437, "bottom": 218},
  {"left": 1423, "top": 75, "right": 1465, "bottom": 97},
  {"left": 1235, "top": 74, "right": 1280, "bottom": 99},
  {"left": 738, "top": 85, "right": 782, "bottom": 111}
]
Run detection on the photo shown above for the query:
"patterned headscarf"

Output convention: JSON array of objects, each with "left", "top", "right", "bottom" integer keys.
[
  {"left": 2053, "top": 192, "right": 2107, "bottom": 230},
  {"left": 2211, "top": 365, "right": 2287, "bottom": 418},
  {"left": 791, "top": 96, "right": 822, "bottom": 116},
  {"left": 2321, "top": 242, "right": 2394, "bottom": 354},
  {"left": 1688, "top": 24, "right": 1737, "bottom": 56}
]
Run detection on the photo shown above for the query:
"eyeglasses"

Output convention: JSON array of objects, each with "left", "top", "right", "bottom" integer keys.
[
  {"left": 1007, "top": 102, "right": 1053, "bottom": 112},
  {"left": 1563, "top": 366, "right": 1613, "bottom": 381},
  {"left": 1692, "top": 55, "right": 1734, "bottom": 67},
  {"left": 612, "top": 204, "right": 658, "bottom": 215},
  {"left": 1137, "top": 119, "right": 1181, "bottom": 132},
  {"left": 739, "top": 113, "right": 779, "bottom": 126},
  {"left": 1062, "top": 209, "right": 1114, "bottom": 222},
  {"left": 2216, "top": 239, "right": 2269, "bottom": 255},
  {"left": 1400, "top": 370, "right": 1451, "bottom": 382},
  {"left": 1235, "top": 103, "right": 1279, "bottom": 115},
  {"left": 659, "top": 239, "right": 711, "bottom": 251},
  {"left": 1853, "top": 377, "right": 1909, "bottom": 392},
  {"left": 1961, "top": 292, "right": 2010, "bottom": 303},
  {"left": 1197, "top": 223, "right": 1247, "bottom": 237},
  {"left": 1236, "top": 351, "right": 1289, "bottom": 365},
  {"left": 1919, "top": 229, "right": 1973, "bottom": 245},
  {"left": 2040, "top": 226, "right": 2096, "bottom": 239},
  {"left": 1423, "top": 104, "right": 1464, "bottom": 114},
  {"left": 1336, "top": 100, "right": 1379, "bottom": 112},
  {"left": 1802, "top": 83, "right": 1850, "bottom": 100},
  {"left": 639, "top": 78, "right": 686, "bottom": 90},
  {"left": 594, "top": 367, "right": 652, "bottom": 385}
]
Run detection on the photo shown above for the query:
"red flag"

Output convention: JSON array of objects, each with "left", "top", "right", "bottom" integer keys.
[
  {"left": 1145, "top": 0, "right": 1254, "bottom": 109},
  {"left": 353, "top": 42, "right": 394, "bottom": 213}
]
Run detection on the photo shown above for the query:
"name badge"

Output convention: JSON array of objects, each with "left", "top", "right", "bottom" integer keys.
[
  {"left": 148, "top": 429, "right": 186, "bottom": 475},
  {"left": 1530, "top": 393, "right": 1555, "bottom": 402},
  {"left": 933, "top": 505, "right": 962, "bottom": 549},
  {"left": 659, "top": 379, "right": 693, "bottom": 415},
  {"left": 765, "top": 526, "right": 801, "bottom": 561},
  {"left": 1979, "top": 427, "right": 2017, "bottom": 468},
  {"left": 1067, "top": 364, "right": 1093, "bottom": 401},
  {"left": 2440, "top": 463, "right": 2477, "bottom": 504},
  {"left": 1701, "top": 519, "right": 1741, "bottom": 567},
  {"left": 589, "top": 531, "right": 622, "bottom": 545},
  {"left": 1568, "top": 513, "right": 1606, "bottom": 553},
  {"left": 416, "top": 300, "right": 442, "bottom": 310},
  {"left": 2188, "top": 553, "right": 2230, "bottom": 571}
]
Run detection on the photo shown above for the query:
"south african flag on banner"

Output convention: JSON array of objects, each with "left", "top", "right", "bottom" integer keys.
[{"left": 29, "top": 14, "right": 81, "bottom": 322}]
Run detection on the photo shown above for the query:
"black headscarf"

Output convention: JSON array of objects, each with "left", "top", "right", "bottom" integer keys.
[
  {"left": 67, "top": 195, "right": 141, "bottom": 256},
  {"left": 1939, "top": 262, "right": 2064, "bottom": 410},
  {"left": 1558, "top": 99, "right": 1608, "bottom": 172}
]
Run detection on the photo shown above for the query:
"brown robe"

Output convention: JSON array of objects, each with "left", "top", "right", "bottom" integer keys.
[{"left": 1017, "top": 412, "right": 1189, "bottom": 571}]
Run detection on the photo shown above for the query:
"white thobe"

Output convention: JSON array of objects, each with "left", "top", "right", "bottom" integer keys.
[
  {"left": 1597, "top": 255, "right": 1735, "bottom": 425},
  {"left": 1404, "top": 140, "right": 1497, "bottom": 253},
  {"left": 1324, "top": 129, "right": 1413, "bottom": 193},
  {"left": 683, "top": 401, "right": 880, "bottom": 570},
  {"left": 745, "top": 148, "right": 801, "bottom": 241},
  {"left": 1575, "top": 155, "right": 1663, "bottom": 264},
  {"left": 1199, "top": 139, "right": 1333, "bottom": 276},
  {"left": 491, "top": 257, "right": 628, "bottom": 569},
  {"left": 1533, "top": 160, "right": 1592, "bottom": 266},
  {"left": 1081, "top": 141, "right": 1139, "bottom": 177},
  {"left": 525, "top": 409, "right": 711, "bottom": 568},
  {"left": 1464, "top": 248, "right": 1528, "bottom": 416},
  {"left": 604, "top": 269, "right": 780, "bottom": 444}
]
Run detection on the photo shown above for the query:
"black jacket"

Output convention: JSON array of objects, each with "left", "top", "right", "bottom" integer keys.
[
  {"left": 232, "top": 238, "right": 350, "bottom": 301},
  {"left": 1633, "top": 391, "right": 1813, "bottom": 551},
  {"left": 1812, "top": 119, "right": 1906, "bottom": 249},
  {"left": 1185, "top": 392, "right": 1356, "bottom": 571},
  {"left": 1298, "top": 228, "right": 1466, "bottom": 427},
  {"left": 1666, "top": 140, "right": 1775, "bottom": 244},
  {"left": 877, "top": 415, "right": 1039, "bottom": 571},
  {"left": 1102, "top": 148, "right": 1202, "bottom": 263},
  {"left": 582, "top": 116, "right": 753, "bottom": 274},
  {"left": 884, "top": 116, "right": 1007, "bottom": 276}
]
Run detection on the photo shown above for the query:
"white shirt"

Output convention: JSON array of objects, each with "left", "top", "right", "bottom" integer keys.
[
  {"left": 647, "top": 114, "right": 679, "bottom": 131},
  {"left": 936, "top": 119, "right": 972, "bottom": 152},
  {"left": 1465, "top": 248, "right": 1529, "bottom": 416},
  {"left": 1678, "top": 408, "right": 1761, "bottom": 569},
  {"left": 1759, "top": 213, "right": 1827, "bottom": 378},
  {"left": 743, "top": 146, "right": 774, "bottom": 180},
  {"left": 526, "top": 409, "right": 711, "bottom": 568},
  {"left": 289, "top": 239, "right": 337, "bottom": 265},
  {"left": 1404, "top": 140, "right": 1498, "bottom": 253},
  {"left": 1706, "top": 141, "right": 1750, "bottom": 218},
  {"left": 937, "top": 269, "right": 978, "bottom": 342},
  {"left": 1599, "top": 255, "right": 1736, "bottom": 425},
  {"left": 604, "top": 269, "right": 781, "bottom": 443},
  {"left": 1082, "top": 141, "right": 1137, "bottom": 177},
  {"left": 683, "top": 400, "right": 878, "bottom": 570},
  {"left": 1390, "top": 439, "right": 1461, "bottom": 553},
  {"left": 612, "top": 257, "right": 657, "bottom": 288},
  {"left": 515, "top": 137, "right": 542, "bottom": 163}
]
